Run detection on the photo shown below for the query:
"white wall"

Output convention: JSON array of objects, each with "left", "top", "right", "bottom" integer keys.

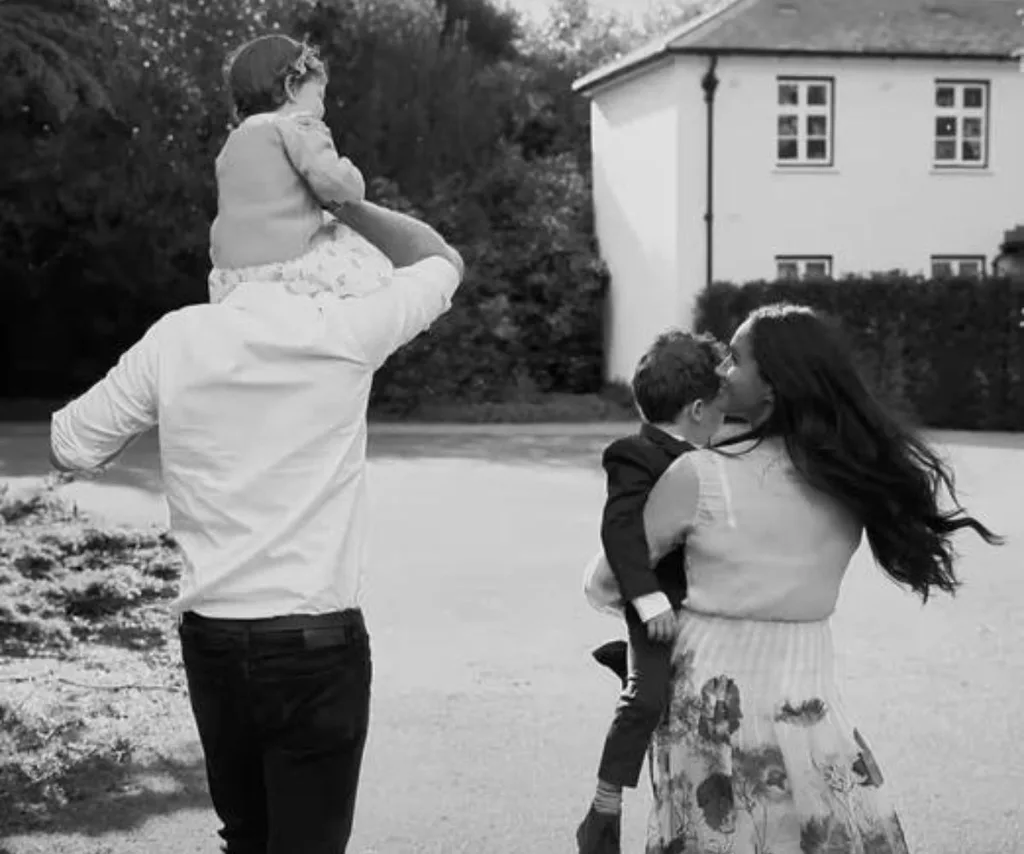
[
  {"left": 709, "top": 55, "right": 1024, "bottom": 283},
  {"left": 591, "top": 59, "right": 694, "bottom": 383}
]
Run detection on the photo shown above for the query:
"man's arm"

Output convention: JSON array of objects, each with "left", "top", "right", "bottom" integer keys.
[
  {"left": 50, "top": 323, "right": 160, "bottom": 472},
  {"left": 600, "top": 438, "right": 673, "bottom": 622},
  {"left": 331, "top": 200, "right": 465, "bottom": 276}
]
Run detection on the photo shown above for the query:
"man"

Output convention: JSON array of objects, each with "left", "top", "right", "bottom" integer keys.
[{"left": 49, "top": 202, "right": 464, "bottom": 854}]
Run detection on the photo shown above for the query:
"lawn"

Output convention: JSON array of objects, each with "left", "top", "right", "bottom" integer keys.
[{"left": 1, "top": 424, "right": 1022, "bottom": 854}]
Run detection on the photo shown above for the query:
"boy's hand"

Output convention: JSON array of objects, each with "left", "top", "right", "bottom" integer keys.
[{"left": 646, "top": 610, "right": 679, "bottom": 644}]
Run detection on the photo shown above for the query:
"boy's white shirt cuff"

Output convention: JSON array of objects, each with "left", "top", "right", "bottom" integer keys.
[
  {"left": 582, "top": 553, "right": 673, "bottom": 622},
  {"left": 631, "top": 591, "right": 672, "bottom": 623}
]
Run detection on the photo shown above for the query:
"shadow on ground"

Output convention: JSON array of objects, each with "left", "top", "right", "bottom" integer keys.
[{"left": 0, "top": 752, "right": 209, "bottom": 840}]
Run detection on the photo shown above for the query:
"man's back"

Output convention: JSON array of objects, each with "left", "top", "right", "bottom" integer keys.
[
  {"left": 157, "top": 286, "right": 377, "bottom": 619},
  {"left": 51, "top": 254, "right": 461, "bottom": 620}
]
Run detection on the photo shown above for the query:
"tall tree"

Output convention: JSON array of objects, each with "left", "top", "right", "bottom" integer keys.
[{"left": 0, "top": 0, "right": 113, "bottom": 122}]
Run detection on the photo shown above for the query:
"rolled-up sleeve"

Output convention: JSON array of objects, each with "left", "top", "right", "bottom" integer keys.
[
  {"left": 332, "top": 257, "right": 462, "bottom": 368},
  {"left": 278, "top": 114, "right": 365, "bottom": 206},
  {"left": 50, "top": 323, "right": 161, "bottom": 471}
]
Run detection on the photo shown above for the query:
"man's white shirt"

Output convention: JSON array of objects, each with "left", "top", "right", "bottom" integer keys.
[{"left": 51, "top": 257, "right": 460, "bottom": 619}]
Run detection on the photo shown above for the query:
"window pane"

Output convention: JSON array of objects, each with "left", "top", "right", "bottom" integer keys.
[
  {"left": 935, "top": 86, "right": 955, "bottom": 107},
  {"left": 806, "top": 84, "right": 828, "bottom": 105},
  {"left": 935, "top": 116, "right": 957, "bottom": 137},
  {"left": 963, "top": 117, "right": 983, "bottom": 139},
  {"left": 778, "top": 115, "right": 798, "bottom": 136},
  {"left": 932, "top": 261, "right": 953, "bottom": 278},
  {"left": 777, "top": 262, "right": 799, "bottom": 280},
  {"left": 806, "top": 138, "right": 828, "bottom": 160},
  {"left": 778, "top": 138, "right": 799, "bottom": 160},
  {"left": 962, "top": 140, "right": 983, "bottom": 161},
  {"left": 804, "top": 262, "right": 828, "bottom": 278},
  {"left": 778, "top": 83, "right": 799, "bottom": 105},
  {"left": 807, "top": 114, "right": 828, "bottom": 136},
  {"left": 959, "top": 260, "right": 982, "bottom": 277},
  {"left": 963, "top": 86, "right": 985, "bottom": 108},
  {"left": 935, "top": 140, "right": 956, "bottom": 160}
]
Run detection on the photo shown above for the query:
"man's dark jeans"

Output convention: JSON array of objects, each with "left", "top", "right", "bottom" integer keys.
[{"left": 179, "top": 609, "right": 372, "bottom": 854}]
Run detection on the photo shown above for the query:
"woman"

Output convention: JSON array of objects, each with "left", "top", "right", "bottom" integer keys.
[{"left": 641, "top": 303, "right": 1001, "bottom": 854}]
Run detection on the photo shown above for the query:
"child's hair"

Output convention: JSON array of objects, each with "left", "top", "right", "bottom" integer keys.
[
  {"left": 631, "top": 330, "right": 726, "bottom": 423},
  {"left": 224, "top": 34, "right": 327, "bottom": 121}
]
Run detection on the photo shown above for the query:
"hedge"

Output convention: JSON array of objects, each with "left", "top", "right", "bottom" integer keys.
[{"left": 694, "top": 274, "right": 1024, "bottom": 432}]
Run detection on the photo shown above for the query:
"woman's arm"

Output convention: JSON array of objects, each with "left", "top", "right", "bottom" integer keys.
[{"left": 643, "top": 453, "right": 702, "bottom": 564}]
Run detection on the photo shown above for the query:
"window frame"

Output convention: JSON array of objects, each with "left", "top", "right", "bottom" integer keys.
[
  {"left": 930, "top": 255, "right": 987, "bottom": 279},
  {"left": 775, "top": 255, "right": 834, "bottom": 281},
  {"left": 775, "top": 76, "right": 836, "bottom": 168},
  {"left": 932, "top": 80, "right": 990, "bottom": 169}
]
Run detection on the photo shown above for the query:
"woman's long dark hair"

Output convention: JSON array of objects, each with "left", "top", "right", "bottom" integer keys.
[{"left": 716, "top": 303, "right": 1003, "bottom": 601}]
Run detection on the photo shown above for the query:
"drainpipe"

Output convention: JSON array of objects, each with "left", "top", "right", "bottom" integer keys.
[{"left": 700, "top": 54, "right": 720, "bottom": 291}]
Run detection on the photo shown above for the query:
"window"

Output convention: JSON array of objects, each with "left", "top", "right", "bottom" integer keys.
[
  {"left": 931, "top": 256, "right": 986, "bottom": 279},
  {"left": 776, "top": 77, "right": 834, "bottom": 166},
  {"left": 776, "top": 255, "right": 833, "bottom": 280},
  {"left": 933, "top": 81, "right": 989, "bottom": 168}
]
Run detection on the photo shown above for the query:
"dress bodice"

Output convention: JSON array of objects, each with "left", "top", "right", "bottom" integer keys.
[{"left": 681, "top": 439, "right": 863, "bottom": 621}]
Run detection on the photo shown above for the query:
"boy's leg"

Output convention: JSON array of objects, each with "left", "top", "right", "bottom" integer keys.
[
  {"left": 578, "top": 607, "right": 673, "bottom": 854},
  {"left": 596, "top": 606, "right": 673, "bottom": 789}
]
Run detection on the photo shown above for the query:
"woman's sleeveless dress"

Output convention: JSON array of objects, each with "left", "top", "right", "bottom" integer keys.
[{"left": 646, "top": 442, "right": 910, "bottom": 854}]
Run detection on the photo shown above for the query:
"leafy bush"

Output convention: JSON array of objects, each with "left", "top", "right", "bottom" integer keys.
[
  {"left": 0, "top": 482, "right": 183, "bottom": 656},
  {"left": 694, "top": 274, "right": 1024, "bottom": 431},
  {"left": 3, "top": 0, "right": 701, "bottom": 407}
]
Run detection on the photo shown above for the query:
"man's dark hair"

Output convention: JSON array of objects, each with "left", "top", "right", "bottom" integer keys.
[{"left": 631, "top": 330, "right": 726, "bottom": 423}]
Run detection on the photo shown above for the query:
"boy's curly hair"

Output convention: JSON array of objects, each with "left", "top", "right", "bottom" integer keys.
[
  {"left": 631, "top": 330, "right": 727, "bottom": 423},
  {"left": 224, "top": 34, "right": 327, "bottom": 121}
]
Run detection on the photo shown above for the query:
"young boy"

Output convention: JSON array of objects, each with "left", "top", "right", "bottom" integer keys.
[{"left": 576, "top": 330, "right": 727, "bottom": 854}]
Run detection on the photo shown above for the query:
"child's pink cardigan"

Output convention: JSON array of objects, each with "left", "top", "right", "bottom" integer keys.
[{"left": 210, "top": 111, "right": 365, "bottom": 270}]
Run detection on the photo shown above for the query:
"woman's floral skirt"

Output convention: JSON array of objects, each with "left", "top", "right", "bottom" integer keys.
[
  {"left": 208, "top": 215, "right": 393, "bottom": 304},
  {"left": 646, "top": 611, "right": 910, "bottom": 854}
]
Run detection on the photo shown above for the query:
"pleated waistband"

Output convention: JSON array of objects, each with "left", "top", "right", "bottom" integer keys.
[{"left": 677, "top": 609, "right": 837, "bottom": 704}]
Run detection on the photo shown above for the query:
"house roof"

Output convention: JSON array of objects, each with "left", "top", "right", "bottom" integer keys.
[{"left": 574, "top": 0, "right": 1024, "bottom": 94}]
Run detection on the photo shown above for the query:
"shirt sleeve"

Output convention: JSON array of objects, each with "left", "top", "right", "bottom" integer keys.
[
  {"left": 327, "top": 257, "right": 461, "bottom": 368},
  {"left": 277, "top": 114, "right": 365, "bottom": 206},
  {"left": 644, "top": 453, "right": 702, "bottom": 565},
  {"left": 632, "top": 591, "right": 673, "bottom": 623},
  {"left": 600, "top": 441, "right": 663, "bottom": 602},
  {"left": 50, "top": 322, "right": 161, "bottom": 471}
]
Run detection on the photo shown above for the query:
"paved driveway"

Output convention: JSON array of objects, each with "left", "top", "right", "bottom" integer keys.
[{"left": 1, "top": 424, "right": 1021, "bottom": 853}]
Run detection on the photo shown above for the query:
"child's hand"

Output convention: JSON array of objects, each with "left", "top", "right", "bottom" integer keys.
[{"left": 646, "top": 610, "right": 679, "bottom": 644}]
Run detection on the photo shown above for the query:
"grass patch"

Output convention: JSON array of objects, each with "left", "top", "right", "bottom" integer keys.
[{"left": 0, "top": 479, "right": 193, "bottom": 830}]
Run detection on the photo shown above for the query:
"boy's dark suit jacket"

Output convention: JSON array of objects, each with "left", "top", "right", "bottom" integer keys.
[{"left": 600, "top": 423, "right": 693, "bottom": 613}]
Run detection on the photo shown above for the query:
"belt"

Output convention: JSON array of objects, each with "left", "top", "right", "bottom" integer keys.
[{"left": 180, "top": 608, "right": 363, "bottom": 633}]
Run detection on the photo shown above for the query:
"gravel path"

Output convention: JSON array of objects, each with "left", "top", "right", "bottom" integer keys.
[{"left": 1, "top": 425, "right": 1021, "bottom": 854}]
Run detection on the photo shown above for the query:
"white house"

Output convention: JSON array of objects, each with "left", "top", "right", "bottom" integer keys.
[{"left": 573, "top": 0, "right": 1024, "bottom": 382}]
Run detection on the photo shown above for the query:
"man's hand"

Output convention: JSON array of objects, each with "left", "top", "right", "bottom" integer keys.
[{"left": 646, "top": 610, "right": 679, "bottom": 644}]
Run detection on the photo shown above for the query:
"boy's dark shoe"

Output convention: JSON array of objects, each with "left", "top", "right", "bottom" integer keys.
[
  {"left": 591, "top": 640, "right": 628, "bottom": 688},
  {"left": 576, "top": 806, "right": 622, "bottom": 854}
]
